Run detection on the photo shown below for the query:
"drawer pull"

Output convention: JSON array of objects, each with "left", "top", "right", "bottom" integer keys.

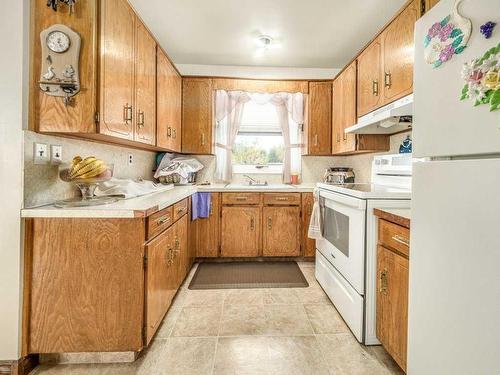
[
  {"left": 209, "top": 201, "right": 213, "bottom": 215},
  {"left": 380, "top": 270, "right": 388, "bottom": 294},
  {"left": 392, "top": 235, "right": 409, "bottom": 247},
  {"left": 157, "top": 216, "right": 170, "bottom": 225},
  {"left": 235, "top": 196, "right": 248, "bottom": 201},
  {"left": 275, "top": 197, "right": 289, "bottom": 201},
  {"left": 166, "top": 246, "right": 173, "bottom": 266},
  {"left": 177, "top": 207, "right": 186, "bottom": 214}
]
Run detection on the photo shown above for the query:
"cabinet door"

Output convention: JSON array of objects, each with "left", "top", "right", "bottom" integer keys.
[
  {"left": 376, "top": 245, "right": 409, "bottom": 372},
  {"left": 357, "top": 37, "right": 383, "bottom": 117},
  {"left": 196, "top": 193, "right": 220, "bottom": 258},
  {"left": 99, "top": 0, "right": 135, "bottom": 140},
  {"left": 331, "top": 78, "right": 343, "bottom": 154},
  {"left": 174, "top": 215, "right": 189, "bottom": 285},
  {"left": 134, "top": 20, "right": 156, "bottom": 145},
  {"left": 301, "top": 193, "right": 315, "bottom": 257},
  {"left": 182, "top": 78, "right": 213, "bottom": 154},
  {"left": 221, "top": 206, "right": 260, "bottom": 257},
  {"left": 145, "top": 226, "right": 176, "bottom": 345},
  {"left": 308, "top": 82, "right": 332, "bottom": 155},
  {"left": 263, "top": 206, "right": 300, "bottom": 257},
  {"left": 340, "top": 61, "right": 357, "bottom": 153},
  {"left": 382, "top": 0, "right": 420, "bottom": 105},
  {"left": 157, "top": 50, "right": 182, "bottom": 151}
]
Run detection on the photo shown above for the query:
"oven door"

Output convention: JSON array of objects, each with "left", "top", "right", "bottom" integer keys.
[{"left": 316, "top": 189, "right": 366, "bottom": 294}]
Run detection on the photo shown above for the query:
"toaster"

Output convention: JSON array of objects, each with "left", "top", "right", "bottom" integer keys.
[{"left": 323, "top": 167, "right": 355, "bottom": 184}]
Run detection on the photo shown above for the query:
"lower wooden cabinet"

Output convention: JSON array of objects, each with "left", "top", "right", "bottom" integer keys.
[
  {"left": 263, "top": 206, "right": 301, "bottom": 257},
  {"left": 221, "top": 206, "right": 261, "bottom": 257},
  {"left": 196, "top": 193, "right": 220, "bottom": 257},
  {"left": 301, "top": 193, "right": 316, "bottom": 257}
]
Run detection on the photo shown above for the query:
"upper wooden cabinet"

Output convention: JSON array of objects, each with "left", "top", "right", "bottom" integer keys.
[
  {"left": 182, "top": 78, "right": 213, "bottom": 154},
  {"left": 357, "top": 0, "right": 422, "bottom": 117},
  {"left": 306, "top": 82, "right": 332, "bottom": 155},
  {"left": 339, "top": 61, "right": 357, "bottom": 153},
  {"left": 98, "top": 0, "right": 136, "bottom": 140},
  {"left": 157, "top": 49, "right": 182, "bottom": 152}
]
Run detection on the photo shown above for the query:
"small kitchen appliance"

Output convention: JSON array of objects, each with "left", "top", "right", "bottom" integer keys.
[{"left": 323, "top": 167, "right": 355, "bottom": 184}]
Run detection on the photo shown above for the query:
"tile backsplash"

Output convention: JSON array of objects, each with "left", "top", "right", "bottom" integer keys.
[{"left": 24, "top": 131, "right": 156, "bottom": 207}]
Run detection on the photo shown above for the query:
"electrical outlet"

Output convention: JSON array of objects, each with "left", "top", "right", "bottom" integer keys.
[
  {"left": 50, "top": 145, "right": 63, "bottom": 165},
  {"left": 33, "top": 143, "right": 49, "bottom": 164},
  {"left": 128, "top": 153, "right": 134, "bottom": 166}
]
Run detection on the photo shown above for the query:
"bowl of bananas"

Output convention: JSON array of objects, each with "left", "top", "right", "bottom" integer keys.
[{"left": 56, "top": 156, "right": 117, "bottom": 207}]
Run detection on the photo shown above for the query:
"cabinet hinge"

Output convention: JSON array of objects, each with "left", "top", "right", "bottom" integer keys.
[
  {"left": 143, "top": 254, "right": 148, "bottom": 269},
  {"left": 94, "top": 111, "right": 100, "bottom": 124},
  {"left": 421, "top": 0, "right": 426, "bottom": 15}
]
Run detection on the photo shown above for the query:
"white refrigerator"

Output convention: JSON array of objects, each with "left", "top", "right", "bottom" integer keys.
[{"left": 410, "top": 0, "right": 500, "bottom": 374}]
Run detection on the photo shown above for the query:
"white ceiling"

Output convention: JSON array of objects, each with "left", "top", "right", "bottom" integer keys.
[{"left": 129, "top": 0, "right": 408, "bottom": 70}]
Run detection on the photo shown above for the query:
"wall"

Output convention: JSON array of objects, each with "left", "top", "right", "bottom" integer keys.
[
  {"left": 24, "top": 132, "right": 157, "bottom": 208},
  {"left": 0, "top": 0, "right": 27, "bottom": 361}
]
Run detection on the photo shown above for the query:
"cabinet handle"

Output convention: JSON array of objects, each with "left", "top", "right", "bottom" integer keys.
[
  {"left": 174, "top": 237, "right": 180, "bottom": 254},
  {"left": 177, "top": 207, "right": 186, "bottom": 214},
  {"left": 392, "top": 235, "right": 409, "bottom": 247},
  {"left": 235, "top": 196, "right": 248, "bottom": 201},
  {"left": 250, "top": 216, "right": 255, "bottom": 230},
  {"left": 380, "top": 270, "right": 388, "bottom": 294},
  {"left": 167, "top": 126, "right": 172, "bottom": 137},
  {"left": 267, "top": 217, "right": 272, "bottom": 230},
  {"left": 275, "top": 197, "right": 288, "bottom": 201},
  {"left": 209, "top": 201, "right": 213, "bottom": 215},
  {"left": 384, "top": 72, "right": 392, "bottom": 88},
  {"left": 123, "top": 104, "right": 133, "bottom": 124},
  {"left": 201, "top": 133, "right": 205, "bottom": 145},
  {"left": 157, "top": 215, "right": 170, "bottom": 225},
  {"left": 372, "top": 80, "right": 379, "bottom": 96},
  {"left": 137, "top": 110, "right": 145, "bottom": 127},
  {"left": 314, "top": 134, "right": 318, "bottom": 146},
  {"left": 173, "top": 128, "right": 177, "bottom": 139},
  {"left": 166, "top": 246, "right": 173, "bottom": 266}
]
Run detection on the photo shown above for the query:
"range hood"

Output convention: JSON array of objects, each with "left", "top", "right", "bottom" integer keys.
[{"left": 345, "top": 94, "right": 413, "bottom": 135}]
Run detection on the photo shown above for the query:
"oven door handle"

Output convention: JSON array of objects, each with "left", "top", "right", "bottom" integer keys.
[{"left": 319, "top": 190, "right": 366, "bottom": 210}]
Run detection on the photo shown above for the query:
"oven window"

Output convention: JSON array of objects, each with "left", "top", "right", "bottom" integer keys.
[{"left": 323, "top": 205, "right": 350, "bottom": 257}]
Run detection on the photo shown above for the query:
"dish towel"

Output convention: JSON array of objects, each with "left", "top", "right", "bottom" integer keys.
[
  {"left": 308, "top": 188, "right": 323, "bottom": 240},
  {"left": 192, "top": 192, "right": 211, "bottom": 220}
]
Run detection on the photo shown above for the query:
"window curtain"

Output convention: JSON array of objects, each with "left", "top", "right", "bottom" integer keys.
[{"left": 214, "top": 90, "right": 250, "bottom": 182}]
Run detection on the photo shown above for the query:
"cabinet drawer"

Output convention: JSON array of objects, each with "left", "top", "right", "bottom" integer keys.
[
  {"left": 173, "top": 198, "right": 188, "bottom": 221},
  {"left": 147, "top": 206, "right": 174, "bottom": 240},
  {"left": 263, "top": 193, "right": 301, "bottom": 206},
  {"left": 222, "top": 193, "right": 260, "bottom": 205},
  {"left": 378, "top": 219, "right": 410, "bottom": 257}
]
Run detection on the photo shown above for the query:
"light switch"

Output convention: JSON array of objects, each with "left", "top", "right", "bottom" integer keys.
[
  {"left": 50, "top": 144, "right": 63, "bottom": 165},
  {"left": 34, "top": 143, "right": 49, "bottom": 164}
]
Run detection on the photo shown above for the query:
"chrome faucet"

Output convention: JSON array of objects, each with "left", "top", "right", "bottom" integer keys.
[{"left": 242, "top": 175, "right": 268, "bottom": 186}]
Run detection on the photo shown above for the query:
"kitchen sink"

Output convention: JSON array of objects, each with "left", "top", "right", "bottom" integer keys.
[{"left": 224, "top": 183, "right": 297, "bottom": 190}]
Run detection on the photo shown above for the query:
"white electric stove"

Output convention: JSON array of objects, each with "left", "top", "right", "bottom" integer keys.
[{"left": 315, "top": 154, "right": 412, "bottom": 345}]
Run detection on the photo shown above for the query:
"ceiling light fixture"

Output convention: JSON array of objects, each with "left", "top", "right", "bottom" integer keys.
[{"left": 255, "top": 35, "right": 273, "bottom": 49}]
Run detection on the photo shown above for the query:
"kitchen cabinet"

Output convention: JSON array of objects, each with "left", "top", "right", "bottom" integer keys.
[
  {"left": 99, "top": 0, "right": 136, "bottom": 140},
  {"left": 263, "top": 206, "right": 301, "bottom": 257},
  {"left": 301, "top": 193, "right": 315, "bottom": 257},
  {"left": 196, "top": 193, "right": 220, "bottom": 258},
  {"left": 182, "top": 78, "right": 213, "bottom": 154},
  {"left": 134, "top": 19, "right": 157, "bottom": 145},
  {"left": 381, "top": 0, "right": 419, "bottom": 104},
  {"left": 174, "top": 215, "right": 189, "bottom": 285},
  {"left": 424, "top": 0, "right": 440, "bottom": 11},
  {"left": 306, "top": 81, "right": 332, "bottom": 155},
  {"left": 157, "top": 48, "right": 182, "bottom": 151},
  {"left": 357, "top": 37, "right": 383, "bottom": 117},
  {"left": 376, "top": 217, "right": 410, "bottom": 372},
  {"left": 221, "top": 206, "right": 261, "bottom": 257}
]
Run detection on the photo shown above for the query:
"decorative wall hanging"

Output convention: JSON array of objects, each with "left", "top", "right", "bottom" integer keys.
[
  {"left": 460, "top": 42, "right": 499, "bottom": 112},
  {"left": 480, "top": 22, "right": 496, "bottom": 39},
  {"left": 46, "top": 0, "right": 77, "bottom": 15},
  {"left": 423, "top": 0, "right": 471, "bottom": 68}
]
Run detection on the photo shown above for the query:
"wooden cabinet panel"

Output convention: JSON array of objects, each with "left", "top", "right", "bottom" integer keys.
[
  {"left": 378, "top": 219, "right": 410, "bottom": 257},
  {"left": 221, "top": 206, "right": 260, "bottom": 257},
  {"left": 182, "top": 78, "right": 213, "bottom": 154},
  {"left": 382, "top": 0, "right": 420, "bottom": 104},
  {"left": 340, "top": 61, "right": 357, "bottom": 153},
  {"left": 145, "top": 225, "right": 176, "bottom": 345},
  {"left": 147, "top": 206, "right": 174, "bottom": 240},
  {"left": 157, "top": 49, "right": 182, "bottom": 151},
  {"left": 307, "top": 82, "right": 332, "bottom": 155},
  {"left": 357, "top": 37, "right": 383, "bottom": 117},
  {"left": 99, "top": 0, "right": 135, "bottom": 140},
  {"left": 262, "top": 206, "right": 300, "bottom": 257},
  {"left": 331, "top": 78, "right": 343, "bottom": 154},
  {"left": 174, "top": 215, "right": 189, "bottom": 285},
  {"left": 134, "top": 20, "right": 156, "bottom": 145},
  {"left": 377, "top": 245, "right": 409, "bottom": 372},
  {"left": 222, "top": 193, "right": 261, "bottom": 205},
  {"left": 196, "top": 193, "right": 220, "bottom": 258},
  {"left": 301, "top": 193, "right": 316, "bottom": 257},
  {"left": 173, "top": 198, "right": 188, "bottom": 222},
  {"left": 263, "top": 193, "right": 301, "bottom": 206},
  {"left": 29, "top": 218, "right": 145, "bottom": 353}
]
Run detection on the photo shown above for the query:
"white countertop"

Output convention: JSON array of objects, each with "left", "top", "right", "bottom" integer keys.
[{"left": 21, "top": 183, "right": 315, "bottom": 219}]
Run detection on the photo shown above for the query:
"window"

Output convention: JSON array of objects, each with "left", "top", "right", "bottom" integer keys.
[{"left": 232, "top": 101, "right": 285, "bottom": 174}]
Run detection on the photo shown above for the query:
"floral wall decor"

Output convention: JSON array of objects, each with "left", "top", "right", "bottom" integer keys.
[
  {"left": 460, "top": 42, "right": 500, "bottom": 112},
  {"left": 424, "top": 0, "right": 471, "bottom": 68}
]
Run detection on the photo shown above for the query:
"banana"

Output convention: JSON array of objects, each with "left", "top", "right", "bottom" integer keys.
[
  {"left": 72, "top": 159, "right": 105, "bottom": 179},
  {"left": 71, "top": 156, "right": 82, "bottom": 168},
  {"left": 69, "top": 156, "right": 97, "bottom": 178},
  {"left": 76, "top": 164, "right": 108, "bottom": 179}
]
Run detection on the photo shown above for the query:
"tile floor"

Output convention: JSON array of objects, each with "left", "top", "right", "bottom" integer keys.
[{"left": 31, "top": 262, "right": 404, "bottom": 375}]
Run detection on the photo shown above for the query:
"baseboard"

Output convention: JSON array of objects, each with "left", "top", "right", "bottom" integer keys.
[{"left": 0, "top": 355, "right": 39, "bottom": 375}]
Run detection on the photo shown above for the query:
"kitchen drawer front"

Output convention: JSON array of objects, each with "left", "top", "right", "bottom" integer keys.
[
  {"left": 263, "top": 193, "right": 301, "bottom": 206},
  {"left": 222, "top": 193, "right": 260, "bottom": 205},
  {"left": 378, "top": 219, "right": 410, "bottom": 257},
  {"left": 173, "top": 198, "right": 188, "bottom": 221},
  {"left": 147, "top": 206, "right": 174, "bottom": 240}
]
